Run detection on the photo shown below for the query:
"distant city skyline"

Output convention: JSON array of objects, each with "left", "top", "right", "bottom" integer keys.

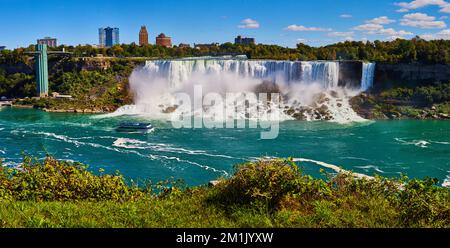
[
  {"left": 0, "top": 0, "right": 449, "bottom": 49},
  {"left": 99, "top": 27, "right": 120, "bottom": 47}
]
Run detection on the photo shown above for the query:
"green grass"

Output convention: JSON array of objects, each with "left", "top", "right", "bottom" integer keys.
[
  {"left": 0, "top": 190, "right": 405, "bottom": 228},
  {"left": 0, "top": 157, "right": 448, "bottom": 228}
]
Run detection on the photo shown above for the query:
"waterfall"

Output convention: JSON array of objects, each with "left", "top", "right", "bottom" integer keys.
[
  {"left": 361, "top": 62, "right": 375, "bottom": 91},
  {"left": 107, "top": 57, "right": 376, "bottom": 123},
  {"left": 143, "top": 58, "right": 341, "bottom": 89},
  {"left": 300, "top": 61, "right": 339, "bottom": 89}
]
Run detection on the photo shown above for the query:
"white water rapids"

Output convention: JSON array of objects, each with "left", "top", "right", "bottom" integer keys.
[{"left": 103, "top": 57, "right": 376, "bottom": 124}]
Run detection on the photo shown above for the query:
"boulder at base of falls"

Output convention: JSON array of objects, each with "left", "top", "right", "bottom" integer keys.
[
  {"left": 161, "top": 105, "right": 179, "bottom": 113},
  {"left": 287, "top": 107, "right": 311, "bottom": 120},
  {"left": 314, "top": 92, "right": 330, "bottom": 105},
  {"left": 315, "top": 105, "right": 333, "bottom": 120},
  {"left": 284, "top": 105, "right": 333, "bottom": 121},
  {"left": 254, "top": 80, "right": 283, "bottom": 102},
  {"left": 254, "top": 80, "right": 281, "bottom": 94}
]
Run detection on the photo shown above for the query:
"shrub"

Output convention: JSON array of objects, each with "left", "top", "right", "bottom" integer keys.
[
  {"left": 0, "top": 156, "right": 145, "bottom": 201},
  {"left": 398, "top": 178, "right": 450, "bottom": 227},
  {"left": 211, "top": 159, "right": 330, "bottom": 210},
  {"left": 0, "top": 157, "right": 449, "bottom": 227},
  {"left": 332, "top": 173, "right": 399, "bottom": 199}
]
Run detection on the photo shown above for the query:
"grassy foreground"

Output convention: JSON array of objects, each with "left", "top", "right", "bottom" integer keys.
[{"left": 0, "top": 157, "right": 449, "bottom": 228}]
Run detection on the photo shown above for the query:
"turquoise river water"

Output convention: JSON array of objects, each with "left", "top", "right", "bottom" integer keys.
[{"left": 0, "top": 107, "right": 449, "bottom": 186}]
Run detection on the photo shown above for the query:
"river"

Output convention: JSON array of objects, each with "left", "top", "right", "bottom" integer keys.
[{"left": 1, "top": 107, "right": 449, "bottom": 186}]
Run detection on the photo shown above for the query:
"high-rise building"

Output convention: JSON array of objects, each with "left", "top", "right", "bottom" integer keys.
[
  {"left": 235, "top": 35, "right": 255, "bottom": 45},
  {"left": 99, "top": 27, "right": 119, "bottom": 47},
  {"left": 37, "top": 37, "right": 58, "bottom": 48},
  {"left": 139, "top": 26, "right": 149, "bottom": 46},
  {"left": 98, "top": 29, "right": 106, "bottom": 47},
  {"left": 155, "top": 33, "right": 172, "bottom": 48}
]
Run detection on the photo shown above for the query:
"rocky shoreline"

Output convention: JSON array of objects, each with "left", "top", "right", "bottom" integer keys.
[
  {"left": 41, "top": 107, "right": 108, "bottom": 114},
  {"left": 350, "top": 93, "right": 450, "bottom": 120},
  {"left": 9, "top": 104, "right": 110, "bottom": 114},
  {"left": 9, "top": 95, "right": 450, "bottom": 121}
]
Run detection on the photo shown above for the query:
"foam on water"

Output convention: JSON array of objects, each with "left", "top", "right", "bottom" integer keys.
[
  {"left": 395, "top": 138, "right": 431, "bottom": 148},
  {"left": 1, "top": 161, "right": 21, "bottom": 168},
  {"left": 431, "top": 141, "right": 450, "bottom": 145},
  {"left": 355, "top": 165, "right": 385, "bottom": 173},
  {"left": 8, "top": 129, "right": 229, "bottom": 176},
  {"left": 292, "top": 157, "right": 375, "bottom": 180},
  {"left": 112, "top": 137, "right": 236, "bottom": 159},
  {"left": 443, "top": 173, "right": 450, "bottom": 188}
]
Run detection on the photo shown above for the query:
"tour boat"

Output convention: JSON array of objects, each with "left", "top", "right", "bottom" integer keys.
[{"left": 116, "top": 122, "right": 154, "bottom": 132}]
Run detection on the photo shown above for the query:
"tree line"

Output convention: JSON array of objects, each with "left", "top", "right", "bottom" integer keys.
[{"left": 1, "top": 36, "right": 449, "bottom": 64}]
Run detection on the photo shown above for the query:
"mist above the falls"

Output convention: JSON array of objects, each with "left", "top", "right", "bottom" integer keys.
[{"left": 108, "top": 59, "right": 371, "bottom": 123}]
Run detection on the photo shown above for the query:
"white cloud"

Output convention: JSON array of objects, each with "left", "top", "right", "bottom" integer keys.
[
  {"left": 353, "top": 23, "right": 384, "bottom": 31},
  {"left": 296, "top": 38, "right": 334, "bottom": 44},
  {"left": 340, "top": 14, "right": 353, "bottom": 18},
  {"left": 344, "top": 36, "right": 355, "bottom": 41},
  {"left": 284, "top": 24, "right": 332, "bottom": 32},
  {"left": 436, "top": 28, "right": 450, "bottom": 36},
  {"left": 440, "top": 16, "right": 449, "bottom": 19},
  {"left": 400, "top": 13, "right": 447, "bottom": 28},
  {"left": 238, "top": 18, "right": 260, "bottom": 29},
  {"left": 353, "top": 16, "right": 415, "bottom": 39},
  {"left": 397, "top": 8, "right": 410, "bottom": 12},
  {"left": 386, "top": 36, "right": 407, "bottom": 40},
  {"left": 420, "top": 29, "right": 450, "bottom": 39},
  {"left": 405, "top": 12, "right": 437, "bottom": 21},
  {"left": 366, "top": 16, "right": 396, "bottom": 24},
  {"left": 368, "top": 28, "right": 414, "bottom": 36},
  {"left": 442, "top": 4, "right": 450, "bottom": 12},
  {"left": 395, "top": 0, "right": 450, "bottom": 13},
  {"left": 328, "top": 31, "right": 355, "bottom": 37}
]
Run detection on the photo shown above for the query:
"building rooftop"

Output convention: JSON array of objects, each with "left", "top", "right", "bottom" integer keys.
[{"left": 157, "top": 33, "right": 170, "bottom": 38}]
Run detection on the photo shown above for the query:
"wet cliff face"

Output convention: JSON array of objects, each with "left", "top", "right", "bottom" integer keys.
[
  {"left": 374, "top": 63, "right": 450, "bottom": 90},
  {"left": 338, "top": 61, "right": 362, "bottom": 88}
]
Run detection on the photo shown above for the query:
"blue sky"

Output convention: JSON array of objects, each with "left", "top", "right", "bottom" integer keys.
[{"left": 0, "top": 0, "right": 449, "bottom": 49}]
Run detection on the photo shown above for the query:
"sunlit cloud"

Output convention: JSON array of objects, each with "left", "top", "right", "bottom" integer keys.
[
  {"left": 328, "top": 31, "right": 355, "bottom": 37},
  {"left": 340, "top": 14, "right": 353, "bottom": 18},
  {"left": 419, "top": 29, "right": 450, "bottom": 39},
  {"left": 238, "top": 18, "right": 260, "bottom": 29},
  {"left": 395, "top": 0, "right": 450, "bottom": 13},
  {"left": 400, "top": 13, "right": 447, "bottom": 28},
  {"left": 366, "top": 16, "right": 396, "bottom": 25},
  {"left": 285, "top": 24, "right": 332, "bottom": 31},
  {"left": 353, "top": 23, "right": 384, "bottom": 31},
  {"left": 368, "top": 28, "right": 414, "bottom": 36}
]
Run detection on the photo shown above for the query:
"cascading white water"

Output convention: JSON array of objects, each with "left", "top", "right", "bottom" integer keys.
[
  {"left": 143, "top": 58, "right": 342, "bottom": 89},
  {"left": 144, "top": 58, "right": 304, "bottom": 88},
  {"left": 300, "top": 61, "right": 340, "bottom": 89},
  {"left": 103, "top": 57, "right": 376, "bottom": 123},
  {"left": 361, "top": 62, "right": 376, "bottom": 91}
]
